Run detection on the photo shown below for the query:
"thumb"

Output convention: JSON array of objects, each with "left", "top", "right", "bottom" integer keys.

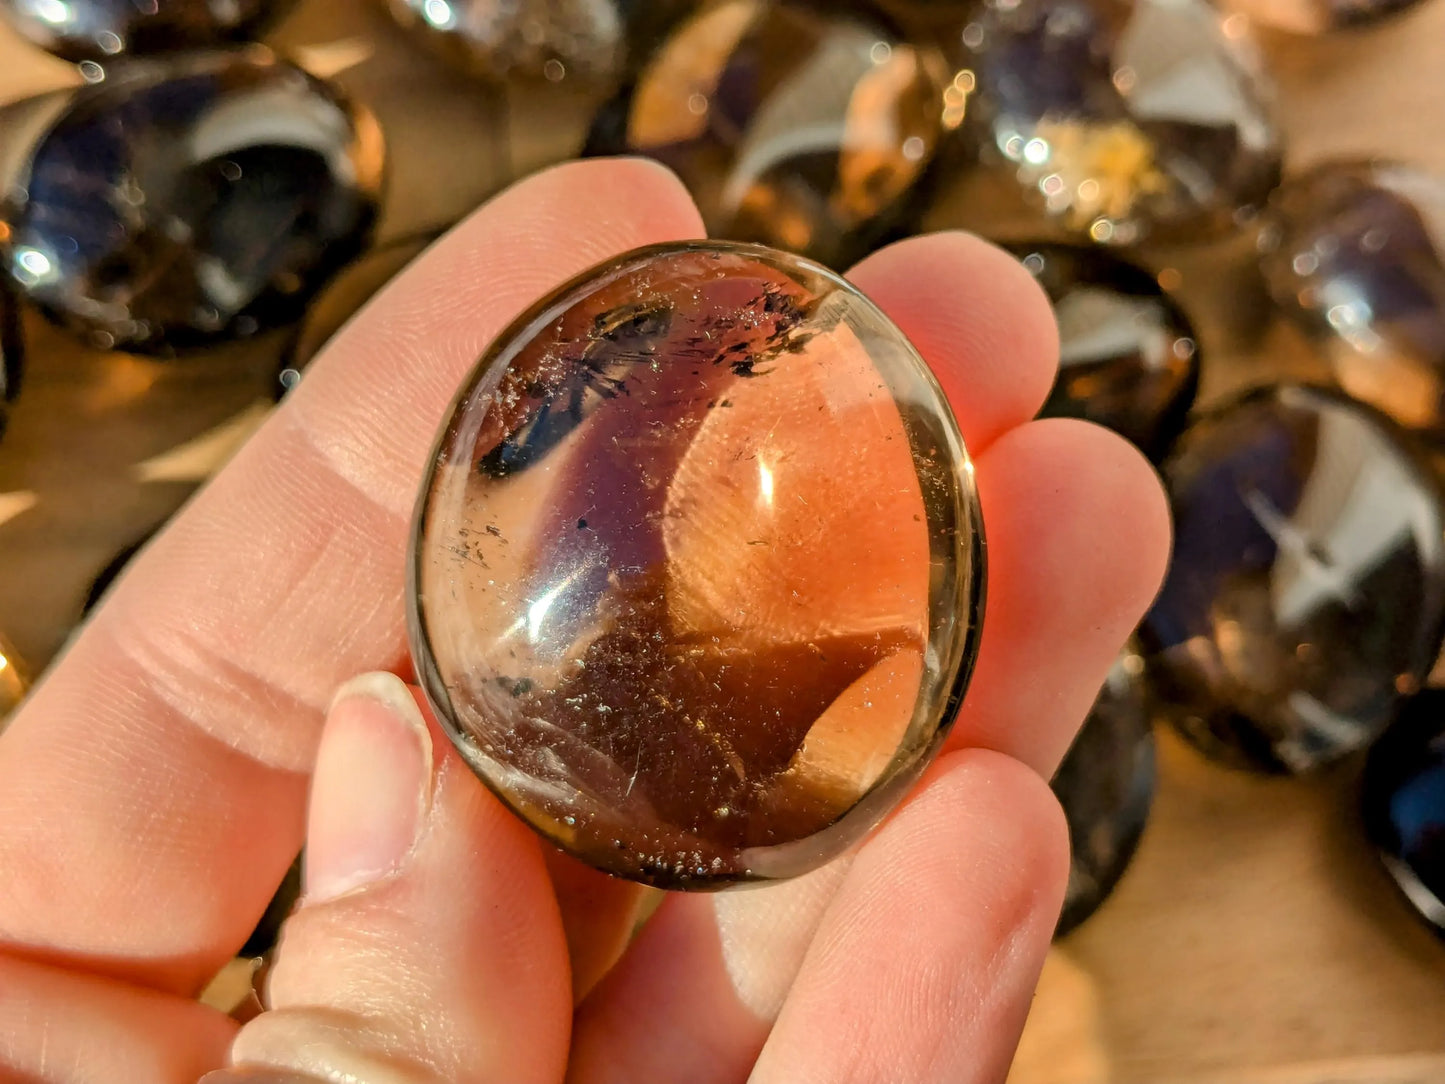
[{"left": 204, "top": 672, "right": 572, "bottom": 1084}]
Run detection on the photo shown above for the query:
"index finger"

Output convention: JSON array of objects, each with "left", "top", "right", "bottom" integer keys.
[{"left": 0, "top": 159, "right": 707, "bottom": 994}]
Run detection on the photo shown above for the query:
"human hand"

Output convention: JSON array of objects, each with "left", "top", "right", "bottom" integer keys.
[{"left": 0, "top": 159, "right": 1169, "bottom": 1084}]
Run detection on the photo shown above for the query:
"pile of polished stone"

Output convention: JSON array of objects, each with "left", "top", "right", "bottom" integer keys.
[{"left": 0, "top": 0, "right": 1439, "bottom": 946}]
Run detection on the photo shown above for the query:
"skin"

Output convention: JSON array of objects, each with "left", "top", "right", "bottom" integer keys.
[{"left": 0, "top": 159, "right": 1170, "bottom": 1084}]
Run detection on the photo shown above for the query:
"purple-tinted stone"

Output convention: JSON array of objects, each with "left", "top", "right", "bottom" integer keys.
[
  {"left": 1141, "top": 384, "right": 1445, "bottom": 774},
  {"left": 1260, "top": 161, "right": 1445, "bottom": 437},
  {"left": 1053, "top": 650, "right": 1156, "bottom": 937},
  {"left": 409, "top": 240, "right": 984, "bottom": 888},
  {"left": 3, "top": 50, "right": 384, "bottom": 355},
  {"left": 1363, "top": 691, "right": 1445, "bottom": 935},
  {"left": 1013, "top": 243, "right": 1199, "bottom": 460},
  {"left": 0, "top": 0, "right": 296, "bottom": 63},
  {"left": 951, "top": 0, "right": 1282, "bottom": 245}
]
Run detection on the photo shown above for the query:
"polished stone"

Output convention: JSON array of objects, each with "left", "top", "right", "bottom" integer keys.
[
  {"left": 1221, "top": 0, "right": 1426, "bottom": 33},
  {"left": 386, "top": 0, "right": 664, "bottom": 84},
  {"left": 1259, "top": 161, "right": 1445, "bottom": 437},
  {"left": 4, "top": 50, "right": 384, "bottom": 355},
  {"left": 409, "top": 240, "right": 984, "bottom": 888},
  {"left": 1362, "top": 691, "right": 1445, "bottom": 935},
  {"left": 0, "top": 0, "right": 296, "bottom": 62},
  {"left": 1140, "top": 384, "right": 1445, "bottom": 774},
  {"left": 951, "top": 0, "right": 1282, "bottom": 245},
  {"left": 1013, "top": 243, "right": 1199, "bottom": 460},
  {"left": 274, "top": 233, "right": 436, "bottom": 400},
  {"left": 1053, "top": 649, "right": 1156, "bottom": 938},
  {"left": 585, "top": 0, "right": 946, "bottom": 269}
]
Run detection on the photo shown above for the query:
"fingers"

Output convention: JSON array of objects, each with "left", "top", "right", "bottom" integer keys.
[
  {"left": 748, "top": 751, "right": 1068, "bottom": 1084},
  {"left": 215, "top": 673, "right": 570, "bottom": 1084},
  {"left": 948, "top": 418, "right": 1172, "bottom": 774},
  {"left": 565, "top": 233, "right": 1159, "bottom": 1084},
  {"left": 0, "top": 952, "right": 235, "bottom": 1084},
  {"left": 0, "top": 159, "right": 706, "bottom": 993},
  {"left": 846, "top": 231, "right": 1060, "bottom": 455}
]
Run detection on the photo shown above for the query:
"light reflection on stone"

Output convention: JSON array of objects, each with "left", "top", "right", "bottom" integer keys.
[
  {"left": 1259, "top": 160, "right": 1445, "bottom": 438},
  {"left": 409, "top": 240, "right": 984, "bottom": 888},
  {"left": 1141, "top": 383, "right": 1445, "bottom": 774},
  {"left": 948, "top": 0, "right": 1282, "bottom": 245},
  {"left": 584, "top": 0, "right": 947, "bottom": 268}
]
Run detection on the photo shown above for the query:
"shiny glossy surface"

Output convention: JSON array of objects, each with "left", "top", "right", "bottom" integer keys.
[
  {"left": 386, "top": 0, "right": 641, "bottom": 83},
  {"left": 1141, "top": 384, "right": 1445, "bottom": 773},
  {"left": 1260, "top": 161, "right": 1445, "bottom": 436},
  {"left": 276, "top": 233, "right": 435, "bottom": 399},
  {"left": 4, "top": 50, "right": 384, "bottom": 355},
  {"left": 0, "top": 0, "right": 296, "bottom": 62},
  {"left": 585, "top": 0, "right": 945, "bottom": 269},
  {"left": 1363, "top": 691, "right": 1445, "bottom": 935},
  {"left": 410, "top": 240, "right": 984, "bottom": 888},
  {"left": 952, "top": 0, "right": 1282, "bottom": 245},
  {"left": 1053, "top": 650, "right": 1156, "bottom": 938},
  {"left": 1014, "top": 243, "right": 1199, "bottom": 459}
]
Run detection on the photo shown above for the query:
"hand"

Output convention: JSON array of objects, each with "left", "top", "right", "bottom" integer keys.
[{"left": 0, "top": 159, "right": 1169, "bottom": 1084}]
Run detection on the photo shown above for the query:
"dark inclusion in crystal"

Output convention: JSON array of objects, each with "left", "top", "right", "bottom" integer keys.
[
  {"left": 0, "top": 0, "right": 297, "bottom": 63},
  {"left": 1052, "top": 650, "right": 1155, "bottom": 938},
  {"left": 1140, "top": 384, "right": 1445, "bottom": 774},
  {"left": 951, "top": 0, "right": 1282, "bottom": 245},
  {"left": 1260, "top": 161, "right": 1445, "bottom": 438},
  {"left": 1014, "top": 244, "right": 1199, "bottom": 460},
  {"left": 410, "top": 240, "right": 984, "bottom": 888},
  {"left": 585, "top": 0, "right": 946, "bottom": 269},
  {"left": 240, "top": 853, "right": 302, "bottom": 957},
  {"left": 274, "top": 233, "right": 436, "bottom": 400},
  {"left": 2, "top": 50, "right": 384, "bottom": 355},
  {"left": 1363, "top": 691, "right": 1445, "bottom": 935}
]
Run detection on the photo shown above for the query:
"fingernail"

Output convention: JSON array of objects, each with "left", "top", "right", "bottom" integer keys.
[{"left": 303, "top": 672, "right": 433, "bottom": 904}]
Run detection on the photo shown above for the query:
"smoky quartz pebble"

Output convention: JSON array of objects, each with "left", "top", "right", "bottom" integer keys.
[
  {"left": 386, "top": 0, "right": 656, "bottom": 84},
  {"left": 409, "top": 240, "right": 984, "bottom": 888},
  {"left": 1014, "top": 244, "right": 1199, "bottom": 460},
  {"left": 1362, "top": 691, "right": 1445, "bottom": 935},
  {"left": 1141, "top": 384, "right": 1445, "bottom": 774},
  {"left": 952, "top": 0, "right": 1282, "bottom": 245},
  {"left": 0, "top": 0, "right": 296, "bottom": 63},
  {"left": 1260, "top": 161, "right": 1445, "bottom": 437},
  {"left": 2, "top": 50, "right": 384, "bottom": 355},
  {"left": 585, "top": 0, "right": 945, "bottom": 269},
  {"left": 1053, "top": 650, "right": 1156, "bottom": 938}
]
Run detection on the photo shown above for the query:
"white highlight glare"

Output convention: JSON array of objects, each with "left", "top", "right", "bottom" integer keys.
[
  {"left": 758, "top": 460, "right": 775, "bottom": 506},
  {"left": 421, "top": 0, "right": 457, "bottom": 30}
]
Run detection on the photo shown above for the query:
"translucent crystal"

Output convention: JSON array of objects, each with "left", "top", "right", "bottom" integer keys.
[
  {"left": 1259, "top": 160, "right": 1445, "bottom": 436},
  {"left": 1141, "top": 384, "right": 1445, "bottom": 774},
  {"left": 409, "top": 241, "right": 984, "bottom": 887},
  {"left": 585, "top": 0, "right": 946, "bottom": 268},
  {"left": 947, "top": 0, "right": 1282, "bottom": 245}
]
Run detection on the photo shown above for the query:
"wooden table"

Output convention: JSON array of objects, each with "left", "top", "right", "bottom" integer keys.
[{"left": 0, "top": 3, "right": 1442, "bottom": 1081}]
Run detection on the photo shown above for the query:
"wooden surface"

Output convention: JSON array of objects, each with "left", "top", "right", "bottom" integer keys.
[{"left": 0, "top": 2, "right": 1442, "bottom": 1081}]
